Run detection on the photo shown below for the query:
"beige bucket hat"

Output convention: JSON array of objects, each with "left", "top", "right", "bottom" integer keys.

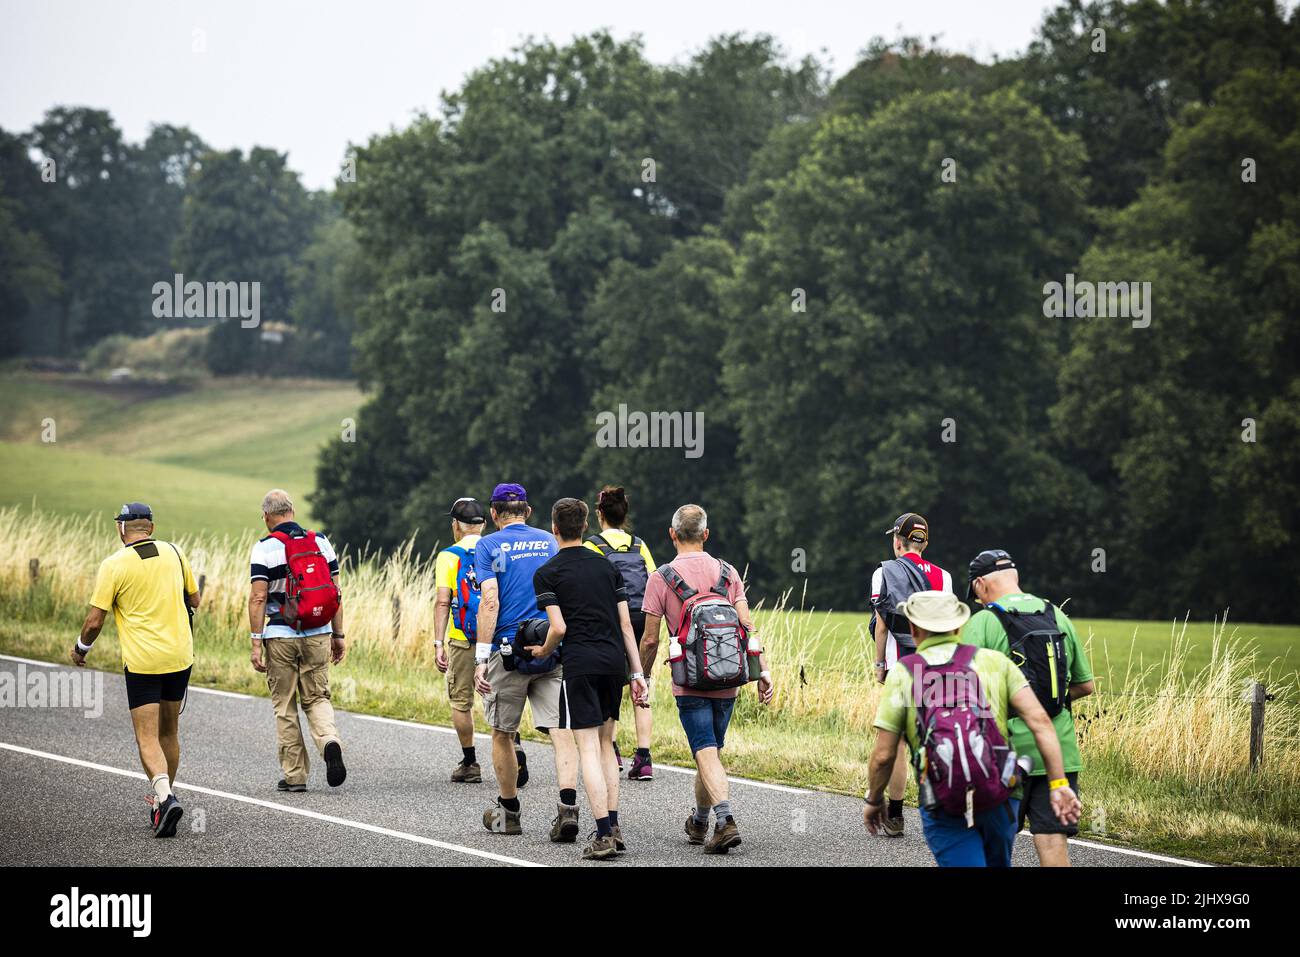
[{"left": 896, "top": 590, "right": 971, "bottom": 634}]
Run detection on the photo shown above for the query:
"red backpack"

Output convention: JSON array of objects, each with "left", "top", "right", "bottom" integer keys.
[{"left": 269, "top": 529, "right": 340, "bottom": 632}]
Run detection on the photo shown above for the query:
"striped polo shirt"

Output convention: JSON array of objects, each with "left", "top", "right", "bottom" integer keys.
[{"left": 249, "top": 522, "right": 340, "bottom": 638}]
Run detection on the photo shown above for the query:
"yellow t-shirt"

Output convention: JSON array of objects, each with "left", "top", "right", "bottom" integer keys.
[
  {"left": 435, "top": 534, "right": 481, "bottom": 644},
  {"left": 90, "top": 539, "right": 197, "bottom": 674},
  {"left": 583, "top": 527, "right": 657, "bottom": 574}
]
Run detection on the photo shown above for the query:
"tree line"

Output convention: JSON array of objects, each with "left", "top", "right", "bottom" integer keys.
[{"left": 2, "top": 1, "right": 1297, "bottom": 620}]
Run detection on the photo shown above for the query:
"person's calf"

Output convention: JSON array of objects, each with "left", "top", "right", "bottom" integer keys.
[{"left": 1034, "top": 833, "right": 1072, "bottom": 867}]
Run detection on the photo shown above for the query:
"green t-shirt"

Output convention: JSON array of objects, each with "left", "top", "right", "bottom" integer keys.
[
  {"left": 873, "top": 634, "right": 1030, "bottom": 755},
  {"left": 960, "top": 593, "right": 1093, "bottom": 775}
]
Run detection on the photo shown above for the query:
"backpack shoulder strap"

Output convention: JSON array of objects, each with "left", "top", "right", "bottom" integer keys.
[
  {"left": 895, "top": 557, "right": 931, "bottom": 594},
  {"left": 446, "top": 543, "right": 467, "bottom": 560},
  {"left": 951, "top": 643, "right": 979, "bottom": 670},
  {"left": 657, "top": 564, "right": 697, "bottom": 602},
  {"left": 628, "top": 535, "right": 642, "bottom": 551},
  {"left": 587, "top": 533, "right": 614, "bottom": 556},
  {"left": 712, "top": 560, "right": 735, "bottom": 596}
]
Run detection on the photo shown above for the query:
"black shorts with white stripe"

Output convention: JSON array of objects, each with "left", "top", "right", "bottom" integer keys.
[{"left": 557, "top": 673, "right": 625, "bottom": 730}]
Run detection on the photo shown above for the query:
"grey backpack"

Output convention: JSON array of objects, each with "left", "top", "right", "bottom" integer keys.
[
  {"left": 870, "top": 558, "right": 932, "bottom": 645},
  {"left": 660, "top": 561, "right": 750, "bottom": 691},
  {"left": 588, "top": 532, "right": 650, "bottom": 611}
]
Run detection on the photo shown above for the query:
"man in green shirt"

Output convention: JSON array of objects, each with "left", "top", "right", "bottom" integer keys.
[
  {"left": 963, "top": 549, "right": 1095, "bottom": 867},
  {"left": 865, "top": 590, "right": 1080, "bottom": 867}
]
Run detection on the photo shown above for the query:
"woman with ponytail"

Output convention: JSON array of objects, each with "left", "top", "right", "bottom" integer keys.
[{"left": 586, "top": 486, "right": 658, "bottom": 780}]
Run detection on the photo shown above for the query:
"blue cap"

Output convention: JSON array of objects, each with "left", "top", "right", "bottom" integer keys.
[
  {"left": 490, "top": 483, "right": 528, "bottom": 504},
  {"left": 113, "top": 502, "right": 153, "bottom": 522}
]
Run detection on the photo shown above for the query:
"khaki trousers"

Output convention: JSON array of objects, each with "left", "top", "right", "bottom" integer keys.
[{"left": 265, "top": 634, "right": 340, "bottom": 785}]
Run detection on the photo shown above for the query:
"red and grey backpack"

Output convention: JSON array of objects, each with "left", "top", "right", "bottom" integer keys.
[
  {"left": 269, "top": 528, "right": 340, "bottom": 632},
  {"left": 660, "top": 560, "right": 752, "bottom": 691}
]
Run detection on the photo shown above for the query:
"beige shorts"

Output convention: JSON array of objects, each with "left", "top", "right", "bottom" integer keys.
[
  {"left": 482, "top": 651, "right": 562, "bottom": 734},
  {"left": 445, "top": 640, "right": 476, "bottom": 713}
]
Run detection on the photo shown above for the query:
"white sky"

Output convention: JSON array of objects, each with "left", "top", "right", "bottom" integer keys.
[{"left": 2, "top": 0, "right": 1058, "bottom": 190}]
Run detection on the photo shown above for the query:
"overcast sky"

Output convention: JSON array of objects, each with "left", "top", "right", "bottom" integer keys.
[{"left": 2, "top": 0, "right": 1059, "bottom": 190}]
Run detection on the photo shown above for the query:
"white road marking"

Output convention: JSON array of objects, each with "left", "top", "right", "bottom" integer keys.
[
  {"left": 1062, "top": 837, "right": 1211, "bottom": 867},
  {"left": 0, "top": 653, "right": 253, "bottom": 699},
  {"left": 188, "top": 686, "right": 253, "bottom": 700},
  {"left": 0, "top": 653, "right": 57, "bottom": 667},
  {"left": 0, "top": 741, "right": 544, "bottom": 868}
]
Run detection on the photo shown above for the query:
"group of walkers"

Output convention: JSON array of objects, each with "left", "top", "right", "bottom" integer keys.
[{"left": 72, "top": 489, "right": 1091, "bottom": 868}]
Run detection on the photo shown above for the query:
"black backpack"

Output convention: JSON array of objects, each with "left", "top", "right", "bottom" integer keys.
[
  {"left": 588, "top": 532, "right": 650, "bottom": 611},
  {"left": 985, "top": 600, "right": 1071, "bottom": 718},
  {"left": 870, "top": 558, "right": 933, "bottom": 646}
]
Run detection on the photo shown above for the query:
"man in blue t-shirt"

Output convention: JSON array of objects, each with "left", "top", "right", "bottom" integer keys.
[{"left": 472, "top": 483, "right": 580, "bottom": 841}]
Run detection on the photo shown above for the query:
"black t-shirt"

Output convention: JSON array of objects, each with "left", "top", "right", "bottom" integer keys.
[{"left": 533, "top": 546, "right": 628, "bottom": 679}]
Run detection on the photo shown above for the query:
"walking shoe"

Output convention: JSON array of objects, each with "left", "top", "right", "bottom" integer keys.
[
  {"left": 703, "top": 816, "right": 742, "bottom": 854},
  {"left": 626, "top": 753, "right": 653, "bottom": 781},
  {"left": 450, "top": 761, "right": 482, "bottom": 783},
  {"left": 582, "top": 832, "right": 618, "bottom": 861},
  {"left": 324, "top": 741, "right": 347, "bottom": 787},
  {"left": 277, "top": 779, "right": 307, "bottom": 793},
  {"left": 881, "top": 813, "right": 905, "bottom": 838},
  {"left": 515, "top": 749, "right": 529, "bottom": 789},
  {"left": 610, "top": 824, "right": 626, "bottom": 853},
  {"left": 482, "top": 801, "right": 523, "bottom": 834},
  {"left": 550, "top": 802, "right": 580, "bottom": 843},
  {"left": 151, "top": 794, "right": 183, "bottom": 838},
  {"left": 684, "top": 813, "right": 708, "bottom": 845}
]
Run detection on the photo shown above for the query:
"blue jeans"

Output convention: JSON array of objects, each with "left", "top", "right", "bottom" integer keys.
[
  {"left": 675, "top": 695, "right": 735, "bottom": 754},
  {"left": 920, "top": 800, "right": 1020, "bottom": 867}
]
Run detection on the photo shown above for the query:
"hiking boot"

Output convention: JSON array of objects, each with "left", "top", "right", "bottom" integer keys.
[
  {"left": 881, "top": 813, "right": 905, "bottom": 838},
  {"left": 515, "top": 749, "right": 529, "bottom": 789},
  {"left": 610, "top": 824, "right": 626, "bottom": 853},
  {"left": 151, "top": 795, "right": 183, "bottom": 838},
  {"left": 684, "top": 813, "right": 709, "bottom": 845},
  {"left": 627, "top": 753, "right": 653, "bottom": 781},
  {"left": 450, "top": 761, "right": 482, "bottom": 783},
  {"left": 324, "top": 741, "right": 347, "bottom": 787},
  {"left": 704, "top": 816, "right": 742, "bottom": 855},
  {"left": 550, "top": 802, "right": 580, "bottom": 843},
  {"left": 582, "top": 832, "right": 618, "bottom": 861},
  {"left": 277, "top": 779, "right": 307, "bottom": 793},
  {"left": 482, "top": 801, "right": 523, "bottom": 835}
]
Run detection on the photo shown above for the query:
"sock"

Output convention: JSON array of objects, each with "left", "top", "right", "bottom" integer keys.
[
  {"left": 713, "top": 800, "right": 732, "bottom": 822},
  {"left": 596, "top": 815, "right": 612, "bottom": 837},
  {"left": 462, "top": 746, "right": 476, "bottom": 765},
  {"left": 635, "top": 747, "right": 650, "bottom": 759},
  {"left": 609, "top": 809, "right": 619, "bottom": 827},
  {"left": 499, "top": 796, "right": 520, "bottom": 813},
  {"left": 888, "top": 799, "right": 904, "bottom": 819},
  {"left": 692, "top": 806, "right": 710, "bottom": 825},
  {"left": 560, "top": 787, "right": 577, "bottom": 807},
  {"left": 151, "top": 773, "right": 172, "bottom": 803}
]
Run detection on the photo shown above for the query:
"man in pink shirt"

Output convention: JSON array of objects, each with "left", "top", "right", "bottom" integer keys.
[{"left": 640, "top": 504, "right": 774, "bottom": 855}]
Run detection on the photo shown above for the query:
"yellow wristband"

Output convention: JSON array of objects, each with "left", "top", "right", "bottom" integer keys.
[{"left": 1048, "top": 778, "right": 1069, "bottom": 791}]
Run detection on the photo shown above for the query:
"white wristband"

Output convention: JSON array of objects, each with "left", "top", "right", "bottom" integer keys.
[
  {"left": 475, "top": 643, "right": 492, "bottom": 663},
  {"left": 75, "top": 639, "right": 92, "bottom": 654},
  {"left": 759, "top": 670, "right": 772, "bottom": 680},
  {"left": 629, "top": 672, "right": 645, "bottom": 681},
  {"left": 251, "top": 632, "right": 264, "bottom": 641}
]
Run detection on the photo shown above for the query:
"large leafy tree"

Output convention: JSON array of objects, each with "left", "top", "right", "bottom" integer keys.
[{"left": 722, "top": 89, "right": 1091, "bottom": 608}]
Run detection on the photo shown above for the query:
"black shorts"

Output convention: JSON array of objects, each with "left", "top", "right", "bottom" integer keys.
[
  {"left": 123, "top": 666, "right": 192, "bottom": 711},
  {"left": 629, "top": 610, "right": 646, "bottom": 646},
  {"left": 557, "top": 673, "right": 625, "bottom": 730},
  {"left": 1018, "top": 771, "right": 1080, "bottom": 836}
]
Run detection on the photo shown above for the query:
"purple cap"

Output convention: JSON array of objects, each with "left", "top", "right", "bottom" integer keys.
[{"left": 490, "top": 483, "right": 528, "bottom": 503}]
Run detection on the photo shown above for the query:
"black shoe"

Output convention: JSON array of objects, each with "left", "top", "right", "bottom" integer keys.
[
  {"left": 277, "top": 779, "right": 307, "bottom": 792},
  {"left": 152, "top": 795, "right": 183, "bottom": 838},
  {"left": 324, "top": 741, "right": 347, "bottom": 787},
  {"left": 516, "top": 749, "right": 529, "bottom": 789}
]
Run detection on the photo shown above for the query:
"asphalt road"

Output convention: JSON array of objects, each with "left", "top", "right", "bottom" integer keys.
[{"left": 0, "top": 655, "right": 1205, "bottom": 868}]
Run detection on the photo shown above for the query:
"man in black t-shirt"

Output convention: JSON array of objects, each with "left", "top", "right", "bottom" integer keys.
[{"left": 532, "top": 498, "right": 648, "bottom": 861}]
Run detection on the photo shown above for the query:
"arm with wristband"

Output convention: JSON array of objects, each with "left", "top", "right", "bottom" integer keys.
[{"left": 1010, "top": 683, "right": 1081, "bottom": 825}]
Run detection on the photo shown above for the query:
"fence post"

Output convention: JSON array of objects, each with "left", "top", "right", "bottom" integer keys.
[
  {"left": 391, "top": 595, "right": 402, "bottom": 641},
  {"left": 29, "top": 558, "right": 39, "bottom": 583},
  {"left": 1248, "top": 681, "right": 1267, "bottom": 772}
]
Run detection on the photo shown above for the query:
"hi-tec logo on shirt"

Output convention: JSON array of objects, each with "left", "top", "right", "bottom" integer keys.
[
  {"left": 498, "top": 540, "right": 552, "bottom": 553},
  {"left": 50, "top": 887, "right": 152, "bottom": 937}
]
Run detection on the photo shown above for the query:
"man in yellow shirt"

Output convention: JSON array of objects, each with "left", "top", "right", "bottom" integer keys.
[
  {"left": 434, "top": 497, "right": 486, "bottom": 783},
  {"left": 72, "top": 503, "right": 201, "bottom": 838}
]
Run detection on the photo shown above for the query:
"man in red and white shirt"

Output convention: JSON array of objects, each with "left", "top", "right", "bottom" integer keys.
[{"left": 868, "top": 512, "right": 952, "bottom": 837}]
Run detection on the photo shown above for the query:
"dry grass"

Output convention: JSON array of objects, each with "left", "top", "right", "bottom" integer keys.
[{"left": 2, "top": 505, "right": 1297, "bottom": 863}]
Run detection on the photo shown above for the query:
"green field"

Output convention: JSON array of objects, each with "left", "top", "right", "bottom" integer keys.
[
  {"left": 805, "top": 611, "right": 1300, "bottom": 694},
  {"left": 0, "top": 372, "right": 361, "bottom": 538}
]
